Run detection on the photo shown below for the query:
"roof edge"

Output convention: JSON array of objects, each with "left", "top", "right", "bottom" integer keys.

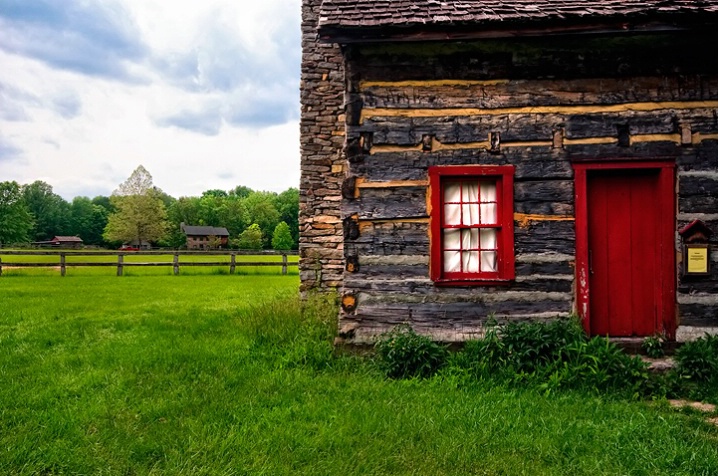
[{"left": 318, "top": 16, "right": 718, "bottom": 44}]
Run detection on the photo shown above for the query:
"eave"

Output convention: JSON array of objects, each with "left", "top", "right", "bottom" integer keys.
[{"left": 319, "top": 17, "right": 718, "bottom": 44}]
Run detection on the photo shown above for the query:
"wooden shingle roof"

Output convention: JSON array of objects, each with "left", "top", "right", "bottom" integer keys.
[
  {"left": 319, "top": 0, "right": 718, "bottom": 41},
  {"left": 181, "top": 225, "right": 230, "bottom": 237},
  {"left": 52, "top": 236, "right": 83, "bottom": 242}
]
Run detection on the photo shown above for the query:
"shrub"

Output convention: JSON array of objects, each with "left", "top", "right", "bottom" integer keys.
[
  {"left": 237, "top": 224, "right": 263, "bottom": 250},
  {"left": 375, "top": 325, "right": 448, "bottom": 379},
  {"left": 271, "top": 221, "right": 294, "bottom": 250},
  {"left": 456, "top": 318, "right": 650, "bottom": 395},
  {"left": 641, "top": 334, "right": 665, "bottom": 358},
  {"left": 675, "top": 333, "right": 718, "bottom": 382}
]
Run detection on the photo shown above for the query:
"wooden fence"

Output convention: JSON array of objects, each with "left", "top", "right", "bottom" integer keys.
[{"left": 0, "top": 250, "right": 298, "bottom": 276}]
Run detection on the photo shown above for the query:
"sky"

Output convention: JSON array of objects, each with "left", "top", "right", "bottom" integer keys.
[{"left": 0, "top": 0, "right": 302, "bottom": 200}]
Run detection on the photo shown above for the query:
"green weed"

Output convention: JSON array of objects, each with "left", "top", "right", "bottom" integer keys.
[{"left": 374, "top": 324, "right": 449, "bottom": 379}]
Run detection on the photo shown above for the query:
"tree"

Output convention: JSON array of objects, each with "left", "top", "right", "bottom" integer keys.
[
  {"left": 103, "top": 166, "right": 169, "bottom": 246},
  {"left": 271, "top": 221, "right": 294, "bottom": 250},
  {"left": 274, "top": 188, "right": 299, "bottom": 248},
  {"left": 243, "top": 191, "right": 280, "bottom": 247},
  {"left": 21, "top": 180, "right": 71, "bottom": 241},
  {"left": 0, "top": 181, "right": 33, "bottom": 245},
  {"left": 236, "top": 223, "right": 263, "bottom": 250},
  {"left": 229, "top": 185, "right": 252, "bottom": 199},
  {"left": 69, "top": 197, "right": 108, "bottom": 246}
]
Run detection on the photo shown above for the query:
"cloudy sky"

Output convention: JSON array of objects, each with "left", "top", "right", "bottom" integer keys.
[{"left": 0, "top": 0, "right": 301, "bottom": 200}]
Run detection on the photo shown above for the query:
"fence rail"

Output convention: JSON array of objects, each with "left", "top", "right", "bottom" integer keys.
[{"left": 0, "top": 250, "right": 298, "bottom": 276}]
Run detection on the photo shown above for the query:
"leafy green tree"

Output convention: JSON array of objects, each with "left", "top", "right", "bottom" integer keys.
[
  {"left": 69, "top": 197, "right": 108, "bottom": 246},
  {"left": 202, "top": 189, "right": 228, "bottom": 198},
  {"left": 271, "top": 221, "right": 294, "bottom": 250},
  {"left": 243, "top": 191, "right": 280, "bottom": 247},
  {"left": 103, "top": 166, "right": 169, "bottom": 247},
  {"left": 229, "top": 185, "right": 252, "bottom": 199},
  {"left": 0, "top": 181, "right": 33, "bottom": 245},
  {"left": 21, "top": 180, "right": 71, "bottom": 241},
  {"left": 274, "top": 188, "right": 299, "bottom": 248},
  {"left": 236, "top": 223, "right": 263, "bottom": 250},
  {"left": 91, "top": 195, "right": 114, "bottom": 213}
]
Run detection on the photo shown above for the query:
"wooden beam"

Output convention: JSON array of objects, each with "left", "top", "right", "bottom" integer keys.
[
  {"left": 358, "top": 218, "right": 430, "bottom": 232},
  {"left": 367, "top": 132, "right": 716, "bottom": 155},
  {"left": 360, "top": 79, "right": 510, "bottom": 88},
  {"left": 514, "top": 213, "right": 575, "bottom": 228},
  {"left": 360, "top": 101, "right": 718, "bottom": 123}
]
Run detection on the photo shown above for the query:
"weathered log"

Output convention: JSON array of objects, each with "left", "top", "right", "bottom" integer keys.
[
  {"left": 354, "top": 33, "right": 718, "bottom": 82},
  {"left": 514, "top": 221, "right": 575, "bottom": 255},
  {"left": 343, "top": 186, "right": 428, "bottom": 220},
  {"left": 360, "top": 76, "right": 718, "bottom": 109},
  {"left": 679, "top": 176, "right": 718, "bottom": 214}
]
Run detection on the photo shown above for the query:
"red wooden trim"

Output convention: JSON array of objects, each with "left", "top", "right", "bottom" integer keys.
[
  {"left": 573, "top": 166, "right": 590, "bottom": 332},
  {"left": 659, "top": 166, "right": 677, "bottom": 340},
  {"left": 429, "top": 165, "right": 515, "bottom": 285},
  {"left": 572, "top": 159, "right": 676, "bottom": 337}
]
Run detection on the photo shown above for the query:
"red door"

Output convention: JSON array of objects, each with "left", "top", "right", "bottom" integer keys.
[{"left": 574, "top": 162, "right": 675, "bottom": 338}]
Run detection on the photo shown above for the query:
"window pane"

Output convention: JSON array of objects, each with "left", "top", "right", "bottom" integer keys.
[
  {"left": 480, "top": 181, "right": 496, "bottom": 202},
  {"left": 444, "top": 181, "right": 461, "bottom": 202},
  {"left": 461, "top": 229, "right": 479, "bottom": 250},
  {"left": 463, "top": 251, "right": 479, "bottom": 272},
  {"left": 480, "top": 229, "right": 497, "bottom": 250},
  {"left": 480, "top": 251, "right": 497, "bottom": 272},
  {"left": 462, "top": 181, "right": 479, "bottom": 202},
  {"left": 462, "top": 203, "right": 480, "bottom": 225},
  {"left": 444, "top": 229, "right": 461, "bottom": 250},
  {"left": 443, "top": 251, "right": 461, "bottom": 272},
  {"left": 480, "top": 203, "right": 497, "bottom": 224},
  {"left": 444, "top": 204, "right": 461, "bottom": 225}
]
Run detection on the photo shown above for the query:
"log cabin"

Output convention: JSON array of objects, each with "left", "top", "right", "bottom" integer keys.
[{"left": 300, "top": 0, "right": 718, "bottom": 344}]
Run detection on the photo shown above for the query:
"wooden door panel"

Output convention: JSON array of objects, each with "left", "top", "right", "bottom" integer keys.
[{"left": 587, "top": 170, "right": 661, "bottom": 336}]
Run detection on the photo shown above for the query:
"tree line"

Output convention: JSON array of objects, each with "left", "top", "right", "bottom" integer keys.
[{"left": 0, "top": 166, "right": 299, "bottom": 250}]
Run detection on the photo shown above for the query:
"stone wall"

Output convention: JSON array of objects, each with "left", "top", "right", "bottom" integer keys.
[{"left": 299, "top": 0, "right": 346, "bottom": 292}]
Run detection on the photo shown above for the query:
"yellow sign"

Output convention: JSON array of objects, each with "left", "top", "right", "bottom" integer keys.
[{"left": 686, "top": 247, "right": 709, "bottom": 274}]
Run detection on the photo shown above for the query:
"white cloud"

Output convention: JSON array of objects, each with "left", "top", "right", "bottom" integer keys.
[{"left": 0, "top": 0, "right": 301, "bottom": 200}]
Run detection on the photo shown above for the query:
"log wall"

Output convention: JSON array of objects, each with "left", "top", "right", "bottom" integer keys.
[{"left": 331, "top": 32, "right": 718, "bottom": 342}]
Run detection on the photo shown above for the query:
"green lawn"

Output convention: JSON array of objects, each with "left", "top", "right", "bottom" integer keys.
[{"left": 1, "top": 275, "right": 717, "bottom": 475}]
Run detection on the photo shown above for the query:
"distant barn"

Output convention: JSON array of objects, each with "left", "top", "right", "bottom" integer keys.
[
  {"left": 300, "top": 0, "right": 718, "bottom": 344},
  {"left": 34, "top": 236, "right": 83, "bottom": 249},
  {"left": 180, "top": 223, "right": 229, "bottom": 250}
]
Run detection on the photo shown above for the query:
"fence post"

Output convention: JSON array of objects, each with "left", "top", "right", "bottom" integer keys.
[
  {"left": 282, "top": 253, "right": 288, "bottom": 275},
  {"left": 60, "top": 253, "right": 66, "bottom": 277},
  {"left": 117, "top": 254, "right": 124, "bottom": 276},
  {"left": 230, "top": 253, "right": 236, "bottom": 275},
  {"left": 0, "top": 256, "right": 2, "bottom": 276},
  {"left": 173, "top": 253, "right": 179, "bottom": 275}
]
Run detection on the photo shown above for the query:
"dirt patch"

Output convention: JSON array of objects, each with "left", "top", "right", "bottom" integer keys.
[{"left": 668, "top": 399, "right": 717, "bottom": 413}]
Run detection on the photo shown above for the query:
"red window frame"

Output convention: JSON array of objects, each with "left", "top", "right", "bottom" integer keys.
[{"left": 429, "top": 165, "right": 515, "bottom": 285}]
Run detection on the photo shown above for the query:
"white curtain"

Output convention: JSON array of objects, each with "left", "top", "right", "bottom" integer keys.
[
  {"left": 480, "top": 182, "right": 497, "bottom": 224},
  {"left": 480, "top": 229, "right": 497, "bottom": 272},
  {"left": 442, "top": 180, "right": 498, "bottom": 273},
  {"left": 443, "top": 181, "right": 462, "bottom": 225}
]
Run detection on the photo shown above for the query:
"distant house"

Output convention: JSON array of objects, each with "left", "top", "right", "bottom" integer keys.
[
  {"left": 121, "top": 240, "right": 152, "bottom": 250},
  {"left": 34, "top": 236, "right": 84, "bottom": 249},
  {"left": 180, "top": 223, "right": 230, "bottom": 250}
]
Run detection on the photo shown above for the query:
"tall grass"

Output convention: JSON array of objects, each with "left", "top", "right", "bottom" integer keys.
[{"left": 1, "top": 276, "right": 717, "bottom": 474}]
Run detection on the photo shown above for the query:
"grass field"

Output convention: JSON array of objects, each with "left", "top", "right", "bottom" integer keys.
[{"left": 1, "top": 275, "right": 717, "bottom": 475}]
